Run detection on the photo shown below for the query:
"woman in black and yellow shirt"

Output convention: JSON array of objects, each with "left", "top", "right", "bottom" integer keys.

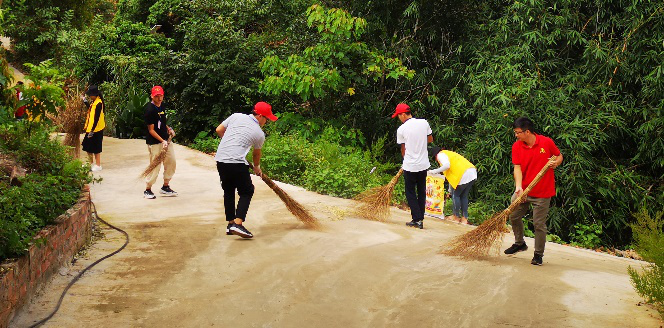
[{"left": 82, "top": 85, "right": 105, "bottom": 172}]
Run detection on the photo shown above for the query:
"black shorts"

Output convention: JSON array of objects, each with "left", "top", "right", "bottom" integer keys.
[{"left": 82, "top": 130, "right": 104, "bottom": 154}]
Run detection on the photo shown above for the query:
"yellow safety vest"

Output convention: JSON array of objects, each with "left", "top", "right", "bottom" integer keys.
[
  {"left": 438, "top": 150, "right": 475, "bottom": 189},
  {"left": 84, "top": 98, "right": 105, "bottom": 132}
]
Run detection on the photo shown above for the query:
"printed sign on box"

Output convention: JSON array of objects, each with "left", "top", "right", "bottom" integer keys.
[{"left": 425, "top": 174, "right": 445, "bottom": 219}]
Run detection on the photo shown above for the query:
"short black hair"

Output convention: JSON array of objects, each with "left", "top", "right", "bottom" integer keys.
[
  {"left": 513, "top": 117, "right": 534, "bottom": 132},
  {"left": 428, "top": 146, "right": 442, "bottom": 161}
]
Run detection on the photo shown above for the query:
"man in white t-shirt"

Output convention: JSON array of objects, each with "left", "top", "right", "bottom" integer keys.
[
  {"left": 215, "top": 101, "right": 278, "bottom": 239},
  {"left": 393, "top": 103, "right": 433, "bottom": 229}
]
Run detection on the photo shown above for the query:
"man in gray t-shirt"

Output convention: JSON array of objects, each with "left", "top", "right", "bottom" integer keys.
[{"left": 215, "top": 102, "right": 278, "bottom": 239}]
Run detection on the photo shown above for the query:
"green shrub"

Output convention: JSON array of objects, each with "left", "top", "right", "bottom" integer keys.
[
  {"left": 0, "top": 124, "right": 91, "bottom": 260},
  {"left": 190, "top": 131, "right": 219, "bottom": 154},
  {"left": 570, "top": 223, "right": 603, "bottom": 249},
  {"left": 261, "top": 129, "right": 396, "bottom": 199},
  {"left": 628, "top": 207, "right": 664, "bottom": 317}
]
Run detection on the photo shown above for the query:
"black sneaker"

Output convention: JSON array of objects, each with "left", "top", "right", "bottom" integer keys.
[
  {"left": 160, "top": 185, "right": 178, "bottom": 196},
  {"left": 406, "top": 220, "right": 423, "bottom": 229},
  {"left": 230, "top": 223, "right": 253, "bottom": 238},
  {"left": 144, "top": 189, "right": 156, "bottom": 199},
  {"left": 504, "top": 242, "right": 528, "bottom": 254},
  {"left": 226, "top": 222, "right": 233, "bottom": 235},
  {"left": 531, "top": 253, "right": 543, "bottom": 266}
]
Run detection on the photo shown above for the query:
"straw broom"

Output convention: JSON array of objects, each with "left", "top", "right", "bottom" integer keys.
[
  {"left": 258, "top": 169, "right": 320, "bottom": 229},
  {"left": 139, "top": 136, "right": 173, "bottom": 179},
  {"left": 442, "top": 156, "right": 557, "bottom": 258},
  {"left": 49, "top": 87, "right": 86, "bottom": 157},
  {"left": 353, "top": 169, "right": 404, "bottom": 222}
]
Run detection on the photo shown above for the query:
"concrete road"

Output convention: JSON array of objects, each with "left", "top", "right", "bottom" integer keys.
[{"left": 11, "top": 137, "right": 663, "bottom": 327}]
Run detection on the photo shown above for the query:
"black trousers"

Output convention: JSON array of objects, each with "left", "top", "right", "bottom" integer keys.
[
  {"left": 403, "top": 169, "right": 428, "bottom": 222},
  {"left": 217, "top": 162, "right": 255, "bottom": 222}
]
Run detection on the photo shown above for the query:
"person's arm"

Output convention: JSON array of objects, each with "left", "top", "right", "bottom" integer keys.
[
  {"left": 429, "top": 153, "right": 450, "bottom": 174},
  {"left": 429, "top": 167, "right": 444, "bottom": 174},
  {"left": 147, "top": 124, "right": 168, "bottom": 149},
  {"left": 400, "top": 144, "right": 405, "bottom": 157},
  {"left": 427, "top": 135, "right": 433, "bottom": 143},
  {"left": 215, "top": 123, "right": 226, "bottom": 138},
  {"left": 514, "top": 164, "right": 523, "bottom": 195},
  {"left": 252, "top": 148, "right": 262, "bottom": 177}
]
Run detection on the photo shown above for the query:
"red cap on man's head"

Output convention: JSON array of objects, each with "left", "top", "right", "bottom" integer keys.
[
  {"left": 254, "top": 102, "right": 278, "bottom": 121},
  {"left": 151, "top": 86, "right": 164, "bottom": 97},
  {"left": 391, "top": 103, "right": 411, "bottom": 118}
]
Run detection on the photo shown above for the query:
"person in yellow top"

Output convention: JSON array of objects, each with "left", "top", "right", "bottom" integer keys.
[
  {"left": 81, "top": 85, "right": 105, "bottom": 172},
  {"left": 428, "top": 147, "right": 477, "bottom": 224}
]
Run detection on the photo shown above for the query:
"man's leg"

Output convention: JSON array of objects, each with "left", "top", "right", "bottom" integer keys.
[
  {"left": 508, "top": 193, "right": 530, "bottom": 246},
  {"left": 403, "top": 170, "right": 419, "bottom": 222},
  {"left": 234, "top": 164, "right": 255, "bottom": 222},
  {"left": 531, "top": 197, "right": 551, "bottom": 255},
  {"left": 217, "top": 162, "right": 237, "bottom": 223},
  {"left": 162, "top": 144, "right": 176, "bottom": 187},
  {"left": 144, "top": 144, "right": 162, "bottom": 199},
  {"left": 415, "top": 170, "right": 427, "bottom": 221}
]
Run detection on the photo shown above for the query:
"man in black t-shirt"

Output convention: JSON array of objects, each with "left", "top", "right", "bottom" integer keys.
[{"left": 143, "top": 85, "right": 177, "bottom": 199}]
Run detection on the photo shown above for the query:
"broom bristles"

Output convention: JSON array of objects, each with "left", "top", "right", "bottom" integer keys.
[
  {"left": 353, "top": 169, "right": 403, "bottom": 221},
  {"left": 441, "top": 156, "right": 557, "bottom": 258},
  {"left": 260, "top": 173, "right": 320, "bottom": 229},
  {"left": 442, "top": 211, "right": 511, "bottom": 258},
  {"left": 52, "top": 86, "right": 86, "bottom": 157},
  {"left": 139, "top": 137, "right": 172, "bottom": 179}
]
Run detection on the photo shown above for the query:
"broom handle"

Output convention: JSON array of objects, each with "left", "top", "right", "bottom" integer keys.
[
  {"left": 392, "top": 169, "right": 404, "bottom": 184},
  {"left": 505, "top": 155, "right": 557, "bottom": 213}
]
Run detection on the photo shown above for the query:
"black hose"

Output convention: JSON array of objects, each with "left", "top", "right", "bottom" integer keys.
[{"left": 28, "top": 200, "right": 129, "bottom": 328}]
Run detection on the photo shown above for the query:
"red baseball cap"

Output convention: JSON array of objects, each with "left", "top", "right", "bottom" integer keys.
[
  {"left": 391, "top": 103, "right": 410, "bottom": 118},
  {"left": 151, "top": 85, "right": 164, "bottom": 97},
  {"left": 254, "top": 102, "right": 278, "bottom": 121}
]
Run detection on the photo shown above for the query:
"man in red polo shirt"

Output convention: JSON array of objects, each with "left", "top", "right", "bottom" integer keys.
[{"left": 503, "top": 117, "right": 563, "bottom": 266}]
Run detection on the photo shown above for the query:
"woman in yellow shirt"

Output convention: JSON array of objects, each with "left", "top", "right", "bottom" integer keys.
[
  {"left": 82, "top": 85, "right": 105, "bottom": 172},
  {"left": 428, "top": 147, "right": 477, "bottom": 224}
]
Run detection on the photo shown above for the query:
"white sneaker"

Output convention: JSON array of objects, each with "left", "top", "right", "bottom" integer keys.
[{"left": 91, "top": 165, "right": 102, "bottom": 172}]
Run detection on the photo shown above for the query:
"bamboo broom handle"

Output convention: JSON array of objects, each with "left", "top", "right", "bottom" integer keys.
[
  {"left": 505, "top": 155, "right": 558, "bottom": 214},
  {"left": 391, "top": 169, "right": 404, "bottom": 184}
]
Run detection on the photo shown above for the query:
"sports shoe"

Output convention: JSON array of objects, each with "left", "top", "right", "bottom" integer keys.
[
  {"left": 230, "top": 223, "right": 253, "bottom": 238},
  {"left": 406, "top": 220, "right": 423, "bottom": 229},
  {"left": 144, "top": 189, "right": 156, "bottom": 199},
  {"left": 531, "top": 253, "right": 543, "bottom": 266},
  {"left": 226, "top": 222, "right": 233, "bottom": 235},
  {"left": 504, "top": 242, "right": 528, "bottom": 254},
  {"left": 160, "top": 185, "right": 178, "bottom": 196},
  {"left": 91, "top": 165, "right": 102, "bottom": 172}
]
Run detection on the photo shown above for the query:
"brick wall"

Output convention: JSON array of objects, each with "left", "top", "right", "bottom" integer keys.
[{"left": 0, "top": 185, "right": 93, "bottom": 328}]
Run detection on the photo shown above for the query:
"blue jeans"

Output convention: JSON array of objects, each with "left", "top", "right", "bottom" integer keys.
[{"left": 451, "top": 179, "right": 475, "bottom": 218}]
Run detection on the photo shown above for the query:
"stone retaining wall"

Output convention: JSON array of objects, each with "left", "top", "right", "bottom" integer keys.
[{"left": 0, "top": 185, "right": 93, "bottom": 328}]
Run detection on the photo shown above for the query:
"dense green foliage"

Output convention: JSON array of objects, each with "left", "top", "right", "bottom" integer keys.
[
  {"left": 0, "top": 124, "right": 92, "bottom": 260},
  {"left": 628, "top": 207, "right": 664, "bottom": 317},
  {"left": 3, "top": 0, "right": 111, "bottom": 63},
  {"left": 0, "top": 44, "right": 90, "bottom": 260},
  {"left": 428, "top": 0, "right": 664, "bottom": 247},
  {"left": 3, "top": 0, "right": 662, "bottom": 248}
]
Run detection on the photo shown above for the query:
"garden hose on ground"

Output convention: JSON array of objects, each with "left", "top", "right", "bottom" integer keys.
[{"left": 28, "top": 199, "right": 129, "bottom": 328}]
